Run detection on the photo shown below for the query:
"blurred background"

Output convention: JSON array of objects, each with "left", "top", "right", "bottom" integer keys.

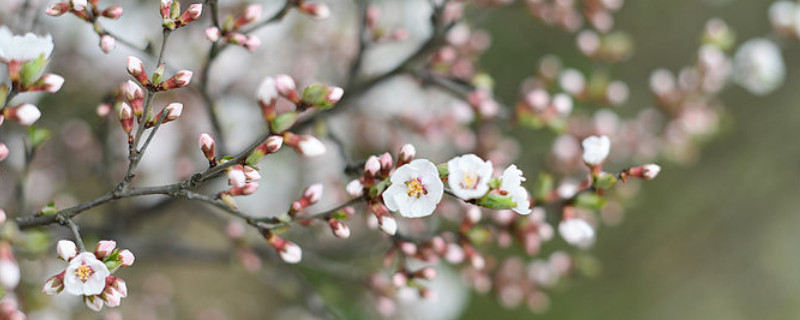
[{"left": 3, "top": 0, "right": 799, "bottom": 319}]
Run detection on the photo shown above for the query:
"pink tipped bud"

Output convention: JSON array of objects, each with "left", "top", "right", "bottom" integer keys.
[
  {"left": 346, "top": 179, "right": 363, "bottom": 197},
  {"left": 378, "top": 152, "right": 393, "bottom": 175},
  {"left": 285, "top": 133, "right": 326, "bottom": 157},
  {"left": 5, "top": 104, "right": 41, "bottom": 126},
  {"left": 160, "top": 70, "right": 192, "bottom": 90},
  {"left": 279, "top": 241, "right": 302, "bottom": 264},
  {"left": 0, "top": 143, "right": 7, "bottom": 162},
  {"left": 364, "top": 155, "right": 380, "bottom": 177},
  {"left": 84, "top": 295, "right": 103, "bottom": 312},
  {"left": 227, "top": 166, "right": 246, "bottom": 188},
  {"left": 234, "top": 4, "right": 262, "bottom": 29},
  {"left": 71, "top": 0, "right": 87, "bottom": 11},
  {"left": 198, "top": 133, "right": 216, "bottom": 162},
  {"left": 94, "top": 240, "right": 116, "bottom": 259},
  {"left": 178, "top": 3, "right": 202, "bottom": 25},
  {"left": 40, "top": 73, "right": 64, "bottom": 93},
  {"left": 264, "top": 135, "right": 283, "bottom": 153},
  {"left": 243, "top": 166, "right": 261, "bottom": 182},
  {"left": 45, "top": 2, "right": 69, "bottom": 16},
  {"left": 329, "top": 219, "right": 351, "bottom": 239},
  {"left": 304, "top": 183, "right": 323, "bottom": 204},
  {"left": 205, "top": 27, "right": 220, "bottom": 41},
  {"left": 118, "top": 102, "right": 133, "bottom": 134},
  {"left": 121, "top": 80, "right": 143, "bottom": 101},
  {"left": 274, "top": 74, "right": 299, "bottom": 102},
  {"left": 118, "top": 249, "right": 135, "bottom": 267},
  {"left": 126, "top": 56, "right": 148, "bottom": 85},
  {"left": 300, "top": 3, "right": 330, "bottom": 19},
  {"left": 626, "top": 164, "right": 661, "bottom": 181},
  {"left": 325, "top": 86, "right": 343, "bottom": 104},
  {"left": 0, "top": 242, "right": 19, "bottom": 289},
  {"left": 414, "top": 267, "right": 437, "bottom": 280},
  {"left": 102, "top": 6, "right": 123, "bottom": 19},
  {"left": 99, "top": 35, "right": 116, "bottom": 53},
  {"left": 397, "top": 144, "right": 415, "bottom": 166},
  {"left": 243, "top": 35, "right": 261, "bottom": 52},
  {"left": 160, "top": 0, "right": 172, "bottom": 19},
  {"left": 164, "top": 102, "right": 183, "bottom": 121},
  {"left": 378, "top": 214, "right": 397, "bottom": 236},
  {"left": 56, "top": 240, "right": 77, "bottom": 261},
  {"left": 229, "top": 182, "right": 259, "bottom": 196},
  {"left": 42, "top": 272, "right": 65, "bottom": 295},
  {"left": 392, "top": 272, "right": 408, "bottom": 287}
]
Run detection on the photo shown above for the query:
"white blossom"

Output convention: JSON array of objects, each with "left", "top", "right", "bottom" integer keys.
[
  {"left": 558, "top": 219, "right": 595, "bottom": 249},
  {"left": 382, "top": 159, "right": 444, "bottom": 218},
  {"left": 0, "top": 26, "right": 53, "bottom": 62},
  {"left": 279, "top": 241, "right": 302, "bottom": 264},
  {"left": 499, "top": 165, "right": 531, "bottom": 215},
  {"left": 64, "top": 252, "right": 111, "bottom": 296},
  {"left": 581, "top": 135, "right": 610, "bottom": 165},
  {"left": 447, "top": 154, "right": 492, "bottom": 200},
  {"left": 733, "top": 38, "right": 785, "bottom": 96}
]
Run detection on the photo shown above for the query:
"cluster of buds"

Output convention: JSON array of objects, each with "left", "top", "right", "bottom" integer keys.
[
  {"left": 262, "top": 230, "right": 302, "bottom": 264},
  {"left": 289, "top": 183, "right": 323, "bottom": 217},
  {"left": 126, "top": 56, "right": 193, "bottom": 92},
  {"left": 43, "top": 240, "right": 134, "bottom": 312},
  {"left": 291, "top": 0, "right": 331, "bottom": 20},
  {"left": 430, "top": 23, "right": 492, "bottom": 81},
  {"left": 219, "top": 164, "right": 261, "bottom": 209},
  {"left": 256, "top": 74, "right": 343, "bottom": 134},
  {"left": 205, "top": 4, "right": 262, "bottom": 51},
  {"left": 364, "top": 5, "right": 408, "bottom": 43},
  {"left": 46, "top": 0, "right": 123, "bottom": 53},
  {"left": 524, "top": 0, "right": 622, "bottom": 33},
  {"left": 160, "top": 0, "right": 202, "bottom": 30}
]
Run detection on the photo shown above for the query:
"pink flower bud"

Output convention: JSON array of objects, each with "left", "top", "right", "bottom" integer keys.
[
  {"left": 160, "top": 0, "right": 172, "bottom": 19},
  {"left": 229, "top": 182, "right": 259, "bottom": 196},
  {"left": 71, "top": 0, "right": 87, "bottom": 11},
  {"left": 392, "top": 272, "right": 408, "bottom": 287},
  {"left": 45, "top": 2, "right": 69, "bottom": 16},
  {"left": 57, "top": 240, "right": 77, "bottom": 261},
  {"left": 178, "top": 3, "right": 202, "bottom": 25},
  {"left": 118, "top": 249, "right": 135, "bottom": 267},
  {"left": 163, "top": 102, "right": 183, "bottom": 121},
  {"left": 234, "top": 4, "right": 262, "bottom": 29},
  {"left": 325, "top": 86, "right": 343, "bottom": 104},
  {"left": 84, "top": 295, "right": 103, "bottom": 312},
  {"left": 329, "top": 219, "right": 351, "bottom": 239},
  {"left": 365, "top": 155, "right": 381, "bottom": 177},
  {"left": 41, "top": 73, "right": 65, "bottom": 93},
  {"left": 378, "top": 152, "right": 393, "bottom": 175},
  {"left": 205, "top": 27, "right": 220, "bottom": 41},
  {"left": 108, "top": 276, "right": 127, "bottom": 297},
  {"left": 0, "top": 242, "right": 20, "bottom": 289},
  {"left": 299, "top": 3, "right": 330, "bottom": 19},
  {"left": 102, "top": 6, "right": 123, "bottom": 18},
  {"left": 243, "top": 166, "right": 261, "bottom": 182},
  {"left": 284, "top": 133, "right": 326, "bottom": 157},
  {"left": 378, "top": 215, "right": 397, "bottom": 236},
  {"left": 304, "top": 183, "right": 323, "bottom": 204},
  {"left": 95, "top": 240, "right": 116, "bottom": 259},
  {"left": 397, "top": 144, "right": 415, "bottom": 166},
  {"left": 266, "top": 233, "right": 302, "bottom": 264},
  {"left": 42, "top": 272, "right": 65, "bottom": 295},
  {"left": 198, "top": 133, "right": 215, "bottom": 160},
  {"left": 274, "top": 74, "right": 298, "bottom": 102},
  {"left": 5, "top": 104, "right": 41, "bottom": 125},
  {"left": 103, "top": 287, "right": 122, "bottom": 307},
  {"left": 99, "top": 35, "right": 116, "bottom": 53},
  {"left": 121, "top": 80, "right": 142, "bottom": 101},
  {"left": 243, "top": 35, "right": 261, "bottom": 52},
  {"left": 346, "top": 179, "right": 363, "bottom": 197},
  {"left": 227, "top": 166, "right": 246, "bottom": 188},
  {"left": 414, "top": 267, "right": 437, "bottom": 280},
  {"left": 126, "top": 56, "right": 148, "bottom": 85},
  {"left": 160, "top": 70, "right": 192, "bottom": 90},
  {"left": 0, "top": 143, "right": 8, "bottom": 162},
  {"left": 626, "top": 164, "right": 661, "bottom": 180},
  {"left": 118, "top": 102, "right": 133, "bottom": 134},
  {"left": 265, "top": 135, "right": 283, "bottom": 153}
]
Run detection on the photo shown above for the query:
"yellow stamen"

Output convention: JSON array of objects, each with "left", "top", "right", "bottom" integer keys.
[
  {"left": 405, "top": 178, "right": 427, "bottom": 198},
  {"left": 74, "top": 265, "right": 93, "bottom": 282},
  {"left": 461, "top": 172, "right": 479, "bottom": 189}
]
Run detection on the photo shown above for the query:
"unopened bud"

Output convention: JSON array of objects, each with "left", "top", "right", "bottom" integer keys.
[
  {"left": 378, "top": 214, "right": 397, "bottom": 235},
  {"left": 56, "top": 240, "right": 77, "bottom": 261},
  {"left": 160, "top": 70, "right": 192, "bottom": 90},
  {"left": 102, "top": 6, "right": 123, "bottom": 19},
  {"left": 40, "top": 73, "right": 64, "bottom": 93},
  {"left": 0, "top": 143, "right": 7, "bottom": 162},
  {"left": 0, "top": 242, "right": 20, "bottom": 289},
  {"left": 274, "top": 74, "right": 299, "bottom": 103},
  {"left": 299, "top": 3, "right": 330, "bottom": 19},
  {"left": 325, "top": 86, "right": 343, "bottom": 104},
  {"left": 284, "top": 132, "right": 326, "bottom": 157},
  {"left": 243, "top": 35, "right": 261, "bottom": 52},
  {"left": 94, "top": 240, "right": 116, "bottom": 259},
  {"left": 199, "top": 133, "right": 216, "bottom": 162},
  {"left": 304, "top": 183, "right": 323, "bottom": 204},
  {"left": 5, "top": 103, "right": 41, "bottom": 126},
  {"left": 126, "top": 56, "right": 148, "bottom": 85},
  {"left": 118, "top": 102, "right": 133, "bottom": 134},
  {"left": 266, "top": 233, "right": 302, "bottom": 264},
  {"left": 227, "top": 166, "right": 246, "bottom": 188},
  {"left": 397, "top": 144, "right": 415, "bottom": 166},
  {"left": 45, "top": 2, "right": 69, "bottom": 16},
  {"left": 414, "top": 267, "right": 437, "bottom": 280},
  {"left": 229, "top": 182, "right": 259, "bottom": 196},
  {"left": 118, "top": 249, "right": 135, "bottom": 267},
  {"left": 235, "top": 4, "right": 262, "bottom": 29},
  {"left": 365, "top": 155, "right": 380, "bottom": 177},
  {"left": 160, "top": 0, "right": 172, "bottom": 19},
  {"left": 243, "top": 166, "right": 261, "bottom": 182},
  {"left": 121, "top": 80, "right": 142, "bottom": 101},
  {"left": 205, "top": 27, "right": 220, "bottom": 41},
  {"left": 346, "top": 179, "right": 364, "bottom": 197},
  {"left": 625, "top": 164, "right": 661, "bottom": 181},
  {"left": 71, "top": 0, "right": 87, "bottom": 11},
  {"left": 378, "top": 152, "right": 393, "bottom": 176},
  {"left": 329, "top": 219, "right": 351, "bottom": 239},
  {"left": 99, "top": 35, "right": 116, "bottom": 53},
  {"left": 178, "top": 3, "right": 203, "bottom": 25}
]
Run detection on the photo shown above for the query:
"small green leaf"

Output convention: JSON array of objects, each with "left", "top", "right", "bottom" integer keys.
[
  {"left": 301, "top": 85, "right": 331, "bottom": 109},
  {"left": 245, "top": 149, "right": 265, "bottom": 166},
  {"left": 20, "top": 55, "right": 48, "bottom": 87},
  {"left": 594, "top": 173, "right": 617, "bottom": 190},
  {"left": 40, "top": 202, "right": 58, "bottom": 215},
  {"left": 488, "top": 177, "right": 501, "bottom": 190},
  {"left": 574, "top": 193, "right": 606, "bottom": 210},
  {"left": 330, "top": 210, "right": 348, "bottom": 221},
  {"left": 269, "top": 111, "right": 298, "bottom": 133},
  {"left": 437, "top": 163, "right": 449, "bottom": 180},
  {"left": 369, "top": 179, "right": 391, "bottom": 198},
  {"left": 476, "top": 193, "right": 515, "bottom": 210}
]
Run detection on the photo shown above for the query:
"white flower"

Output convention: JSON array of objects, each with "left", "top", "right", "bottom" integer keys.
[
  {"left": 0, "top": 26, "right": 54, "bottom": 62},
  {"left": 581, "top": 135, "right": 610, "bottom": 165},
  {"left": 382, "top": 159, "right": 444, "bottom": 218},
  {"left": 84, "top": 295, "right": 104, "bottom": 312},
  {"left": 558, "top": 219, "right": 595, "bottom": 249},
  {"left": 499, "top": 165, "right": 531, "bottom": 215},
  {"left": 64, "top": 252, "right": 111, "bottom": 296},
  {"left": 346, "top": 179, "right": 364, "bottom": 197},
  {"left": 447, "top": 154, "right": 492, "bottom": 200},
  {"left": 57, "top": 240, "right": 77, "bottom": 261},
  {"left": 279, "top": 241, "right": 302, "bottom": 264},
  {"left": 733, "top": 38, "right": 785, "bottom": 96}
]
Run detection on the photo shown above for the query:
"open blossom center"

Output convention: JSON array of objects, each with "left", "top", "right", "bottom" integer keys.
[
  {"left": 461, "top": 171, "right": 480, "bottom": 189},
  {"left": 405, "top": 178, "right": 427, "bottom": 198},
  {"left": 74, "top": 265, "right": 93, "bottom": 282}
]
